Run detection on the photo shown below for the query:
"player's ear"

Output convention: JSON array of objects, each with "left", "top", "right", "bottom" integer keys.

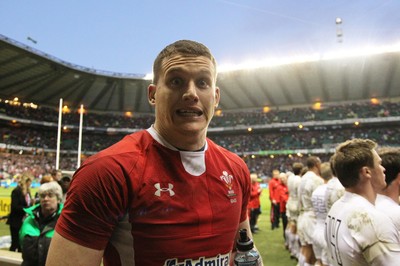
[
  {"left": 148, "top": 84, "right": 156, "bottom": 106},
  {"left": 214, "top": 86, "right": 220, "bottom": 108},
  {"left": 360, "top": 166, "right": 371, "bottom": 179}
]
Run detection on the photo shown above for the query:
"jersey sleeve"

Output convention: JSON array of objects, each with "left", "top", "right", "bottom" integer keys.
[
  {"left": 366, "top": 242, "right": 400, "bottom": 266},
  {"left": 348, "top": 209, "right": 400, "bottom": 264},
  {"left": 55, "top": 156, "right": 130, "bottom": 250}
]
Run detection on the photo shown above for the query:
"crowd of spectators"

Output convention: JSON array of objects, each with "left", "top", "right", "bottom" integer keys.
[
  {"left": 1, "top": 100, "right": 399, "bottom": 129},
  {"left": 210, "top": 125, "right": 400, "bottom": 153},
  {"left": 0, "top": 101, "right": 154, "bottom": 129},
  {"left": 0, "top": 152, "right": 75, "bottom": 180},
  {"left": 2, "top": 124, "right": 399, "bottom": 157},
  {"left": 1, "top": 99, "right": 399, "bottom": 178},
  {"left": 0, "top": 126, "right": 122, "bottom": 152},
  {"left": 211, "top": 100, "right": 399, "bottom": 127}
]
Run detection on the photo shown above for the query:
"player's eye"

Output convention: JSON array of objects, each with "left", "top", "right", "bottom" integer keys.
[
  {"left": 197, "top": 78, "right": 210, "bottom": 89},
  {"left": 170, "top": 77, "right": 183, "bottom": 87}
]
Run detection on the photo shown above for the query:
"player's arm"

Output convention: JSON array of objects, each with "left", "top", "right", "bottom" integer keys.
[
  {"left": 364, "top": 242, "right": 400, "bottom": 266},
  {"left": 46, "top": 232, "right": 104, "bottom": 266},
  {"left": 237, "top": 218, "right": 253, "bottom": 239}
]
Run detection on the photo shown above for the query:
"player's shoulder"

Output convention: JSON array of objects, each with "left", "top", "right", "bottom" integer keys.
[
  {"left": 312, "top": 184, "right": 327, "bottom": 196},
  {"left": 345, "top": 202, "right": 400, "bottom": 244},
  {"left": 206, "top": 138, "right": 246, "bottom": 167},
  {"left": 82, "top": 130, "right": 151, "bottom": 167}
]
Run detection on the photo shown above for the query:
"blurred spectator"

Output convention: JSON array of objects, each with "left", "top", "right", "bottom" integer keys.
[
  {"left": 248, "top": 173, "right": 262, "bottom": 233},
  {"left": 277, "top": 172, "right": 288, "bottom": 242},
  {"left": 6, "top": 173, "right": 34, "bottom": 252},
  {"left": 19, "top": 181, "right": 63, "bottom": 266},
  {"left": 59, "top": 175, "right": 71, "bottom": 202},
  {"left": 34, "top": 174, "right": 54, "bottom": 204},
  {"left": 51, "top": 169, "right": 62, "bottom": 182},
  {"left": 269, "top": 169, "right": 281, "bottom": 230}
]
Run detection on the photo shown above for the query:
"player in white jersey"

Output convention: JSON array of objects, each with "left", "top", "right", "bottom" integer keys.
[
  {"left": 325, "top": 139, "right": 400, "bottom": 266},
  {"left": 311, "top": 162, "right": 333, "bottom": 266},
  {"left": 376, "top": 147, "right": 400, "bottom": 232},
  {"left": 286, "top": 162, "right": 303, "bottom": 260},
  {"left": 324, "top": 176, "right": 344, "bottom": 212},
  {"left": 297, "top": 156, "right": 323, "bottom": 266}
]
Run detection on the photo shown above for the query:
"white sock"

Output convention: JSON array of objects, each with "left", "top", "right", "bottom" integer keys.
[
  {"left": 298, "top": 253, "right": 305, "bottom": 266},
  {"left": 287, "top": 232, "right": 293, "bottom": 254},
  {"left": 294, "top": 235, "right": 300, "bottom": 257},
  {"left": 285, "top": 228, "right": 291, "bottom": 247}
]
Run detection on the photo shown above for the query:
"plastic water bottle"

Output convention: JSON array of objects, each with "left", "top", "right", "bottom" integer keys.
[{"left": 234, "top": 229, "right": 262, "bottom": 266}]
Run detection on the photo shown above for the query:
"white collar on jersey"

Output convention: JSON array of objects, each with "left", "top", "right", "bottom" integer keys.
[
  {"left": 147, "top": 125, "right": 208, "bottom": 152},
  {"left": 147, "top": 125, "right": 207, "bottom": 176}
]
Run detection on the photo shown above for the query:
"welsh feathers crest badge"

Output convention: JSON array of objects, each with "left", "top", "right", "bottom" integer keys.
[{"left": 220, "top": 171, "right": 236, "bottom": 200}]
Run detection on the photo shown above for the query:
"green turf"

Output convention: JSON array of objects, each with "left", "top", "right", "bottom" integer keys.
[
  {"left": 253, "top": 190, "right": 297, "bottom": 266},
  {"left": 0, "top": 187, "right": 39, "bottom": 197},
  {"left": 0, "top": 187, "right": 295, "bottom": 265}
]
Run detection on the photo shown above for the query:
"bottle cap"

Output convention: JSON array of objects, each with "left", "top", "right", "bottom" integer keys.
[{"left": 236, "top": 229, "right": 254, "bottom": 251}]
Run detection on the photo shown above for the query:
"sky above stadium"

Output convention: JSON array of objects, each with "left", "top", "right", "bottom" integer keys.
[{"left": 1, "top": 0, "right": 400, "bottom": 75}]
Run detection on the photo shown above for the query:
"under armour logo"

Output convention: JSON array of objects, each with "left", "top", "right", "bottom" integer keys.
[{"left": 154, "top": 183, "right": 175, "bottom": 197}]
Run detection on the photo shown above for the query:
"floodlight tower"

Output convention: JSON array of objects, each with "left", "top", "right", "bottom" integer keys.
[{"left": 336, "top": 17, "right": 343, "bottom": 43}]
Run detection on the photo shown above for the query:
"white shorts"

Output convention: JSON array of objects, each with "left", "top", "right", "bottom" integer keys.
[
  {"left": 312, "top": 222, "right": 327, "bottom": 259},
  {"left": 286, "top": 199, "right": 299, "bottom": 221},
  {"left": 297, "top": 211, "right": 316, "bottom": 246}
]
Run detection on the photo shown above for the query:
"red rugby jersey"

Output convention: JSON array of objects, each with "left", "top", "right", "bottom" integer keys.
[{"left": 56, "top": 127, "right": 251, "bottom": 266}]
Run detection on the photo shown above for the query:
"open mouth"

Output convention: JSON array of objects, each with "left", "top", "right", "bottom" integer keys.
[{"left": 176, "top": 109, "right": 203, "bottom": 117}]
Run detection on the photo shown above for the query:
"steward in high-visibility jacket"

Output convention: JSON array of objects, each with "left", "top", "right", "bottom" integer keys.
[{"left": 19, "top": 181, "right": 63, "bottom": 266}]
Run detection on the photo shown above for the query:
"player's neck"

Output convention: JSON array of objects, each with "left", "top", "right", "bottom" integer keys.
[
  {"left": 170, "top": 135, "right": 206, "bottom": 151},
  {"left": 346, "top": 184, "right": 377, "bottom": 205},
  {"left": 309, "top": 167, "right": 319, "bottom": 176},
  {"left": 378, "top": 185, "right": 400, "bottom": 204},
  {"left": 152, "top": 124, "right": 207, "bottom": 151}
]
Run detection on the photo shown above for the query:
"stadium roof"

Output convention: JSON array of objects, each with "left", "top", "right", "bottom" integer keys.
[{"left": 1, "top": 34, "right": 400, "bottom": 114}]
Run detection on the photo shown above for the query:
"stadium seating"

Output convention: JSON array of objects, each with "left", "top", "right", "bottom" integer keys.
[{"left": 1, "top": 99, "right": 399, "bottom": 177}]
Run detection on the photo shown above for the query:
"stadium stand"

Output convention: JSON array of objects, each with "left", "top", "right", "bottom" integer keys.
[
  {"left": 1, "top": 34, "right": 400, "bottom": 264},
  {"left": 1, "top": 99, "right": 399, "bottom": 178},
  {"left": 1, "top": 33, "right": 400, "bottom": 180}
]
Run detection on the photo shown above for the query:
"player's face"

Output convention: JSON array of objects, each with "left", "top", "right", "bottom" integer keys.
[
  {"left": 149, "top": 55, "right": 220, "bottom": 147},
  {"left": 370, "top": 150, "right": 386, "bottom": 191},
  {"left": 279, "top": 173, "right": 287, "bottom": 185}
]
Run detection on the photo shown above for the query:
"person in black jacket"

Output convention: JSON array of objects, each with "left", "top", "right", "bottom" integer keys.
[{"left": 6, "top": 173, "right": 33, "bottom": 252}]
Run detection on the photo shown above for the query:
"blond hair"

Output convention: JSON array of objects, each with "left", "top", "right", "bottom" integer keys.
[
  {"left": 18, "top": 172, "right": 33, "bottom": 195},
  {"left": 38, "top": 181, "right": 63, "bottom": 201}
]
